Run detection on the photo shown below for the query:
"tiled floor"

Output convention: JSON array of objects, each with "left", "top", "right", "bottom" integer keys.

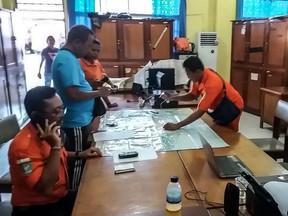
[
  {"left": 239, "top": 111, "right": 273, "bottom": 139},
  {"left": 24, "top": 53, "right": 46, "bottom": 90}
]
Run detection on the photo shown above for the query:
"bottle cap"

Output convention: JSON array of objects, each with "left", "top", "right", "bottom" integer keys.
[{"left": 170, "top": 176, "right": 178, "bottom": 183}]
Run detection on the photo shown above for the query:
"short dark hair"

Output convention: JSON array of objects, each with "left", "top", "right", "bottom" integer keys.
[
  {"left": 46, "top": 35, "right": 55, "bottom": 43},
  {"left": 67, "top": 25, "right": 94, "bottom": 43},
  {"left": 24, "top": 86, "right": 57, "bottom": 118},
  {"left": 183, "top": 56, "right": 204, "bottom": 72},
  {"left": 93, "top": 39, "right": 101, "bottom": 45}
]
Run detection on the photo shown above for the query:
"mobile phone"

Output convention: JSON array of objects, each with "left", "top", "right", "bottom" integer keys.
[
  {"left": 118, "top": 151, "right": 139, "bottom": 159},
  {"left": 106, "top": 123, "right": 117, "bottom": 127},
  {"left": 101, "top": 77, "right": 109, "bottom": 83}
]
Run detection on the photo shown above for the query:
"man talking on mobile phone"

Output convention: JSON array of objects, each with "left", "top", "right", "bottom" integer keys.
[{"left": 8, "top": 86, "right": 101, "bottom": 216}]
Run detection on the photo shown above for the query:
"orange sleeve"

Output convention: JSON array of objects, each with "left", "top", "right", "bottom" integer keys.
[
  {"left": 15, "top": 151, "right": 45, "bottom": 189},
  {"left": 94, "top": 61, "right": 105, "bottom": 80},
  {"left": 189, "top": 82, "right": 199, "bottom": 97},
  {"left": 198, "top": 84, "right": 222, "bottom": 111}
]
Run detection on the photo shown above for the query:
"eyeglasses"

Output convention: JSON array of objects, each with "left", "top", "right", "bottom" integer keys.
[{"left": 44, "top": 107, "right": 67, "bottom": 118}]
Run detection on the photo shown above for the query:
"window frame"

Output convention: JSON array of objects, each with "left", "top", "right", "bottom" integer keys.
[{"left": 95, "top": 0, "right": 153, "bottom": 16}]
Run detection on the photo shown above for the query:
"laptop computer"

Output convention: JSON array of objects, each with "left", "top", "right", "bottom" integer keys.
[{"left": 203, "top": 143, "right": 253, "bottom": 178}]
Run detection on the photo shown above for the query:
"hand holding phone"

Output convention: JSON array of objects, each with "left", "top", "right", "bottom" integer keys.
[
  {"left": 36, "top": 119, "right": 61, "bottom": 147},
  {"left": 98, "top": 86, "right": 111, "bottom": 97}
]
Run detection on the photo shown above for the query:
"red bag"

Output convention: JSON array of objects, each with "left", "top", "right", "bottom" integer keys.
[{"left": 174, "top": 37, "right": 190, "bottom": 51}]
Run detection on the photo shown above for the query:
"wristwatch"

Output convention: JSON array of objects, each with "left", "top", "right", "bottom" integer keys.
[{"left": 75, "top": 151, "right": 81, "bottom": 159}]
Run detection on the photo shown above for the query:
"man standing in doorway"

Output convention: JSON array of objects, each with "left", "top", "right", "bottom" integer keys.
[
  {"left": 52, "top": 25, "right": 111, "bottom": 190},
  {"left": 38, "top": 36, "right": 59, "bottom": 86}
]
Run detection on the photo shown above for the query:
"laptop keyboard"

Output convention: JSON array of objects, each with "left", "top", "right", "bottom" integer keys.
[{"left": 215, "top": 157, "right": 240, "bottom": 176}]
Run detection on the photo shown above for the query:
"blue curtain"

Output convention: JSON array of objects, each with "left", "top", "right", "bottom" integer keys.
[
  {"left": 152, "top": 0, "right": 186, "bottom": 38},
  {"left": 237, "top": 0, "right": 288, "bottom": 19},
  {"left": 67, "top": 0, "right": 95, "bottom": 29}
]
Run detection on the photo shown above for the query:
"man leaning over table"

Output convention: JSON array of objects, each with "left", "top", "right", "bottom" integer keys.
[
  {"left": 8, "top": 86, "right": 101, "bottom": 216},
  {"left": 162, "top": 56, "right": 244, "bottom": 132}
]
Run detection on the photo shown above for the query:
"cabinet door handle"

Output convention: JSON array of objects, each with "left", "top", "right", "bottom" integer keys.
[
  {"left": 266, "top": 71, "right": 270, "bottom": 73},
  {"left": 148, "top": 41, "right": 151, "bottom": 50},
  {"left": 267, "top": 75, "right": 272, "bottom": 77},
  {"left": 113, "top": 65, "right": 118, "bottom": 68}
]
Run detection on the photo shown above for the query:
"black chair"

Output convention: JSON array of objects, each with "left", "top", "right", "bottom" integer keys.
[{"left": 250, "top": 100, "right": 288, "bottom": 162}]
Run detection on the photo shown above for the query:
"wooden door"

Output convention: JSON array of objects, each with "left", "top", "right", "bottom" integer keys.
[
  {"left": 248, "top": 21, "right": 266, "bottom": 64},
  {"left": 230, "top": 67, "right": 247, "bottom": 100},
  {"left": 264, "top": 70, "right": 286, "bottom": 87},
  {"left": 232, "top": 22, "right": 247, "bottom": 63},
  {"left": 266, "top": 20, "right": 287, "bottom": 67},
  {"left": 0, "top": 64, "right": 9, "bottom": 118},
  {"left": 0, "top": 11, "right": 27, "bottom": 122},
  {"left": 148, "top": 21, "right": 172, "bottom": 60},
  {"left": 246, "top": 69, "right": 263, "bottom": 112},
  {"left": 95, "top": 20, "right": 118, "bottom": 61},
  {"left": 120, "top": 20, "right": 145, "bottom": 61}
]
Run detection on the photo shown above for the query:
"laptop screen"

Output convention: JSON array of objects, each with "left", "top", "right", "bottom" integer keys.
[{"left": 202, "top": 142, "right": 220, "bottom": 174}]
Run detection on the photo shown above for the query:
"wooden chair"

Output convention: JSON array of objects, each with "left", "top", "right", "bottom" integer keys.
[
  {"left": 250, "top": 100, "right": 288, "bottom": 162},
  {"left": 0, "top": 115, "right": 20, "bottom": 200}
]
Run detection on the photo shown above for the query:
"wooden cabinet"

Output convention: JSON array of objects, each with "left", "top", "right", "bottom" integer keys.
[
  {"left": 265, "top": 70, "right": 286, "bottom": 87},
  {"left": 248, "top": 21, "right": 266, "bottom": 64},
  {"left": 122, "top": 20, "right": 145, "bottom": 61},
  {"left": 149, "top": 22, "right": 172, "bottom": 60},
  {"left": 91, "top": 17, "right": 173, "bottom": 77},
  {"left": 96, "top": 20, "right": 118, "bottom": 61},
  {"left": 230, "top": 66, "right": 247, "bottom": 99},
  {"left": 232, "top": 22, "right": 247, "bottom": 63},
  {"left": 246, "top": 69, "right": 263, "bottom": 112},
  {"left": 266, "top": 20, "right": 287, "bottom": 68},
  {"left": 231, "top": 17, "right": 288, "bottom": 115}
]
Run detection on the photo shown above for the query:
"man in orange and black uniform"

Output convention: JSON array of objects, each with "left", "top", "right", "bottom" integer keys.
[
  {"left": 79, "top": 39, "right": 118, "bottom": 108},
  {"left": 163, "top": 56, "right": 243, "bottom": 132},
  {"left": 8, "top": 86, "right": 101, "bottom": 216}
]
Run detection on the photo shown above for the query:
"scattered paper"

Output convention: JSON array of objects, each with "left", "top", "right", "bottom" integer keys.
[
  {"left": 241, "top": 26, "right": 246, "bottom": 35},
  {"left": 251, "top": 73, "right": 258, "bottom": 81},
  {"left": 133, "top": 61, "right": 152, "bottom": 88},
  {"left": 113, "top": 147, "right": 158, "bottom": 164},
  {"left": 93, "top": 130, "right": 134, "bottom": 142}
]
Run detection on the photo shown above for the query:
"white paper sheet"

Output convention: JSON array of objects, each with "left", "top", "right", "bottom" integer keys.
[
  {"left": 112, "top": 148, "right": 158, "bottom": 164},
  {"left": 133, "top": 61, "right": 152, "bottom": 88},
  {"left": 93, "top": 130, "right": 134, "bottom": 142},
  {"left": 251, "top": 73, "right": 259, "bottom": 81}
]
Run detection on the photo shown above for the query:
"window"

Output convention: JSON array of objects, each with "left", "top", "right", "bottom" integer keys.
[
  {"left": 95, "top": 0, "right": 153, "bottom": 15},
  {"left": 16, "top": 0, "right": 64, "bottom": 20},
  {"left": 237, "top": 0, "right": 288, "bottom": 19}
]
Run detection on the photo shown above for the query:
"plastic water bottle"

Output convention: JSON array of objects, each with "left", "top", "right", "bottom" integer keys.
[{"left": 166, "top": 176, "right": 182, "bottom": 216}]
